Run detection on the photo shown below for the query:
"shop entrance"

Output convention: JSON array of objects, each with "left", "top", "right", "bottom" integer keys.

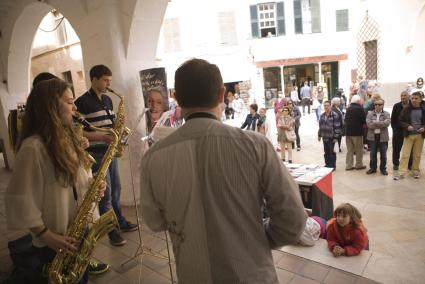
[
  {"left": 283, "top": 64, "right": 317, "bottom": 97},
  {"left": 282, "top": 62, "right": 339, "bottom": 99}
]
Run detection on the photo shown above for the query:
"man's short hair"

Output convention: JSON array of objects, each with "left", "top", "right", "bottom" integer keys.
[
  {"left": 351, "top": 94, "right": 361, "bottom": 104},
  {"left": 250, "top": 103, "right": 258, "bottom": 112},
  {"left": 89, "top": 64, "right": 112, "bottom": 81},
  {"left": 33, "top": 72, "right": 58, "bottom": 88},
  {"left": 174, "top": 59, "right": 223, "bottom": 108},
  {"left": 412, "top": 91, "right": 424, "bottom": 98}
]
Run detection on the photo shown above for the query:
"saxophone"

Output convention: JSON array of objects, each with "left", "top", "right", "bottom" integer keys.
[
  {"left": 48, "top": 89, "right": 130, "bottom": 284},
  {"left": 106, "top": 87, "right": 132, "bottom": 157}
]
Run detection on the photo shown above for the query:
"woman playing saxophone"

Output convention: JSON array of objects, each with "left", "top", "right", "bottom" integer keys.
[{"left": 5, "top": 78, "right": 106, "bottom": 284}]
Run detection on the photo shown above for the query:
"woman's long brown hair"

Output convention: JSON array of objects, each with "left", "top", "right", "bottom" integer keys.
[{"left": 18, "top": 78, "right": 84, "bottom": 187}]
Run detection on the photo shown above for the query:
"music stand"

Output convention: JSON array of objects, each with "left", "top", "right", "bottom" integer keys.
[{"left": 120, "top": 143, "right": 176, "bottom": 284}]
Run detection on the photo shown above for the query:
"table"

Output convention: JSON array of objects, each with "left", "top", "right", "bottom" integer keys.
[{"left": 285, "top": 163, "right": 334, "bottom": 220}]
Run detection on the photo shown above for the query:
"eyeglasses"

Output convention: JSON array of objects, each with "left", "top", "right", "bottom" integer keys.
[
  {"left": 282, "top": 109, "right": 289, "bottom": 112},
  {"left": 375, "top": 104, "right": 383, "bottom": 106}
]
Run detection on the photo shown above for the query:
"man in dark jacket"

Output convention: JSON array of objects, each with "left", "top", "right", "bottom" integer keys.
[
  {"left": 395, "top": 91, "right": 425, "bottom": 180},
  {"left": 391, "top": 90, "right": 411, "bottom": 170},
  {"left": 344, "top": 95, "right": 367, "bottom": 170}
]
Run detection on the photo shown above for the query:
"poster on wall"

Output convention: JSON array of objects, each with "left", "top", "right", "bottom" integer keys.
[{"left": 139, "top": 67, "right": 169, "bottom": 134}]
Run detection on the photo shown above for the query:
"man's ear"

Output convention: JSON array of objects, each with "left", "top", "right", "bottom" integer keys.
[{"left": 218, "top": 86, "right": 226, "bottom": 103}]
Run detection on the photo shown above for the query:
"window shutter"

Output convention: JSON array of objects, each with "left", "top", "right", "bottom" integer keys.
[
  {"left": 276, "top": 2, "right": 285, "bottom": 36},
  {"left": 336, "top": 9, "right": 349, "bottom": 32},
  {"left": 293, "top": 0, "right": 303, "bottom": 34},
  {"left": 311, "top": 0, "right": 321, "bottom": 33},
  {"left": 250, "top": 5, "right": 260, "bottom": 38}
]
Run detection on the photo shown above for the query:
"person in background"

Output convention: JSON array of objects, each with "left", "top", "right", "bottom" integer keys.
[
  {"left": 318, "top": 101, "right": 342, "bottom": 170},
  {"left": 345, "top": 95, "right": 367, "bottom": 171},
  {"left": 277, "top": 106, "right": 295, "bottom": 163},
  {"left": 331, "top": 97, "right": 344, "bottom": 153},
  {"left": 257, "top": 108, "right": 268, "bottom": 136},
  {"left": 290, "top": 86, "right": 300, "bottom": 106},
  {"left": 241, "top": 103, "right": 260, "bottom": 131},
  {"left": 300, "top": 81, "right": 312, "bottom": 115},
  {"left": 365, "top": 98, "right": 390, "bottom": 175},
  {"left": 274, "top": 91, "right": 286, "bottom": 115},
  {"left": 391, "top": 90, "right": 412, "bottom": 171},
  {"left": 232, "top": 93, "right": 245, "bottom": 119},
  {"left": 140, "top": 58, "right": 307, "bottom": 283},
  {"left": 287, "top": 100, "right": 302, "bottom": 151},
  {"left": 326, "top": 203, "right": 369, "bottom": 257},
  {"left": 395, "top": 91, "right": 425, "bottom": 180}
]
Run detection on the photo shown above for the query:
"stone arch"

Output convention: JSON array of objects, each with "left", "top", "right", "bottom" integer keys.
[
  {"left": 126, "top": 0, "right": 168, "bottom": 63},
  {"left": 6, "top": 1, "right": 86, "bottom": 103}
]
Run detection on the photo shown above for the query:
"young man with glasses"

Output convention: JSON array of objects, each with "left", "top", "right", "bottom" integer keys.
[{"left": 365, "top": 99, "right": 390, "bottom": 175}]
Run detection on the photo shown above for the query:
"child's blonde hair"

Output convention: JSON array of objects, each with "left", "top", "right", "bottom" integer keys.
[{"left": 333, "top": 203, "right": 363, "bottom": 228}]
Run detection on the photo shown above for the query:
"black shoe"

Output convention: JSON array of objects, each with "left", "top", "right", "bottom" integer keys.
[
  {"left": 345, "top": 167, "right": 355, "bottom": 171},
  {"left": 88, "top": 260, "right": 110, "bottom": 275},
  {"left": 109, "top": 230, "right": 127, "bottom": 246},
  {"left": 120, "top": 221, "right": 138, "bottom": 232},
  {"left": 381, "top": 169, "right": 388, "bottom": 176},
  {"left": 366, "top": 169, "right": 376, "bottom": 174},
  {"left": 288, "top": 160, "right": 293, "bottom": 164},
  {"left": 296, "top": 148, "right": 301, "bottom": 151}
]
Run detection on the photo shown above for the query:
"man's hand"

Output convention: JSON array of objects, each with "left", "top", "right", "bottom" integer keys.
[
  {"left": 332, "top": 139, "right": 337, "bottom": 143},
  {"left": 101, "top": 133, "right": 114, "bottom": 144},
  {"left": 407, "top": 125, "right": 414, "bottom": 131},
  {"left": 418, "top": 127, "right": 425, "bottom": 133},
  {"left": 318, "top": 136, "right": 321, "bottom": 142}
]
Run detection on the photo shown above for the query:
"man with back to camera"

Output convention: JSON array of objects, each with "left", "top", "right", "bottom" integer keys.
[
  {"left": 75, "top": 65, "right": 137, "bottom": 247},
  {"left": 140, "top": 59, "right": 307, "bottom": 283}
]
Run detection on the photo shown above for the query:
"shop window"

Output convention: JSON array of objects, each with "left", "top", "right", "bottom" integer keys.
[
  {"left": 250, "top": 2, "right": 285, "bottom": 38},
  {"left": 336, "top": 9, "right": 349, "bottom": 32}
]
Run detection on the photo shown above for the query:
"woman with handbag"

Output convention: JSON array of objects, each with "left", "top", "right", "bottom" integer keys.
[{"left": 277, "top": 106, "right": 296, "bottom": 163}]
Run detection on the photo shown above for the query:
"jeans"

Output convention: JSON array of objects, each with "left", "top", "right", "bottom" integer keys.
[
  {"left": 91, "top": 152, "right": 126, "bottom": 228},
  {"left": 295, "top": 124, "right": 301, "bottom": 148},
  {"left": 323, "top": 138, "right": 336, "bottom": 169},
  {"left": 302, "top": 98, "right": 311, "bottom": 114},
  {"left": 369, "top": 135, "right": 388, "bottom": 171},
  {"left": 315, "top": 104, "right": 321, "bottom": 122}
]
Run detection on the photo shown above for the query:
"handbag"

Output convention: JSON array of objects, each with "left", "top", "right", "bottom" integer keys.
[{"left": 286, "top": 129, "right": 296, "bottom": 142}]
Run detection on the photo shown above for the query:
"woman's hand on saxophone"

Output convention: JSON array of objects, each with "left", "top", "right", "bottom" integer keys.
[
  {"left": 80, "top": 137, "right": 90, "bottom": 150},
  {"left": 40, "top": 230, "right": 78, "bottom": 255},
  {"left": 98, "top": 180, "right": 107, "bottom": 198}
]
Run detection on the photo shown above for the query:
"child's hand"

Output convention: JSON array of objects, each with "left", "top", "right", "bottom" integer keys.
[{"left": 332, "top": 246, "right": 344, "bottom": 257}]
